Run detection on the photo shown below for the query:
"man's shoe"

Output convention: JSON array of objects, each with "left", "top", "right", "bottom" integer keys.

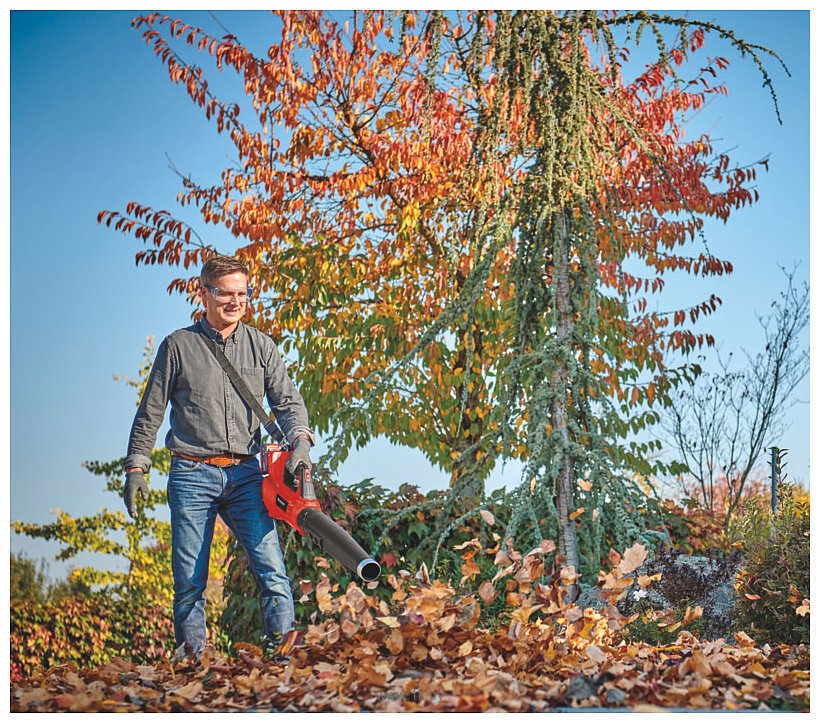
[
  {"left": 262, "top": 632, "right": 286, "bottom": 663},
  {"left": 262, "top": 629, "right": 303, "bottom": 664},
  {"left": 171, "top": 642, "right": 196, "bottom": 666}
]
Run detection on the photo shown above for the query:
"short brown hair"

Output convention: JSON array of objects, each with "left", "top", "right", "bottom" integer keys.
[{"left": 200, "top": 255, "right": 249, "bottom": 287}]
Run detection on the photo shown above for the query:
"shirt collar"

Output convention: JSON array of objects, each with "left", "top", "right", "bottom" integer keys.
[{"left": 199, "top": 316, "right": 244, "bottom": 343}]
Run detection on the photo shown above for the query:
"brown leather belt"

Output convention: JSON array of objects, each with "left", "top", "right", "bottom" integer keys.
[{"left": 172, "top": 451, "right": 255, "bottom": 468}]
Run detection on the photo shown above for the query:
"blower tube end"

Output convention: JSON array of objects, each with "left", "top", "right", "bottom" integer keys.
[
  {"left": 297, "top": 507, "right": 381, "bottom": 582},
  {"left": 357, "top": 558, "right": 381, "bottom": 582}
]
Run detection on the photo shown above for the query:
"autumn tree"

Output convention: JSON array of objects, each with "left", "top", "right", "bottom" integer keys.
[
  {"left": 99, "top": 10, "right": 783, "bottom": 579},
  {"left": 101, "top": 11, "right": 522, "bottom": 501}
]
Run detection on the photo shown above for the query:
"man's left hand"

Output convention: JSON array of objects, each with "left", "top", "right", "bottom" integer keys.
[{"left": 286, "top": 437, "right": 312, "bottom": 475}]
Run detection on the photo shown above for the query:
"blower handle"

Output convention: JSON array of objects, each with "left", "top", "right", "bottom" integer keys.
[{"left": 297, "top": 463, "right": 317, "bottom": 501}]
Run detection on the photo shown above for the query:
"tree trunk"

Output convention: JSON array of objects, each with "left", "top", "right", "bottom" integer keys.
[
  {"left": 447, "top": 324, "right": 489, "bottom": 502},
  {"left": 550, "top": 210, "right": 580, "bottom": 591}
]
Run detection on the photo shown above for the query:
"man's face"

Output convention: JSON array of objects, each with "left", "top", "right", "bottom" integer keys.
[{"left": 199, "top": 271, "right": 249, "bottom": 329}]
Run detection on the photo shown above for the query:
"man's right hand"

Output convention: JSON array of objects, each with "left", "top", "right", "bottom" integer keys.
[{"left": 124, "top": 470, "right": 149, "bottom": 518}]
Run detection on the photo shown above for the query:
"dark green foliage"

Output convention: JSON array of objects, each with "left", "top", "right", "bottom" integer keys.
[
  {"left": 10, "top": 552, "right": 51, "bottom": 603},
  {"left": 732, "top": 484, "right": 810, "bottom": 645},
  {"left": 10, "top": 552, "right": 93, "bottom": 603}
]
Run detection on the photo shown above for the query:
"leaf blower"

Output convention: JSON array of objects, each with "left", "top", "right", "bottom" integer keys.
[
  {"left": 198, "top": 332, "right": 380, "bottom": 583},
  {"left": 260, "top": 442, "right": 381, "bottom": 583}
]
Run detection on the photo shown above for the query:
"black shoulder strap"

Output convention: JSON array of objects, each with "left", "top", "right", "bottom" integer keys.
[{"left": 199, "top": 325, "right": 288, "bottom": 446}]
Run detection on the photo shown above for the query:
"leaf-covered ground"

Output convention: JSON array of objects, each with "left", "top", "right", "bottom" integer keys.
[{"left": 10, "top": 542, "right": 810, "bottom": 713}]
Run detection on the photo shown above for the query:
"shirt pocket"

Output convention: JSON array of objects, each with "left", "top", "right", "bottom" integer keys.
[{"left": 240, "top": 367, "right": 265, "bottom": 398}]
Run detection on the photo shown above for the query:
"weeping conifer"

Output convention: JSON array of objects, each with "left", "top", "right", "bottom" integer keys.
[{"left": 406, "top": 10, "right": 784, "bottom": 581}]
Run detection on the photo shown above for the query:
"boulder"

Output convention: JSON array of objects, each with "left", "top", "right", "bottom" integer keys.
[{"left": 578, "top": 549, "right": 744, "bottom": 639}]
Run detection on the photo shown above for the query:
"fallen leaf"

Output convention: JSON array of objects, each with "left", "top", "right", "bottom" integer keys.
[
  {"left": 454, "top": 538, "right": 481, "bottom": 551},
  {"left": 315, "top": 576, "right": 334, "bottom": 612},
  {"left": 459, "top": 558, "right": 481, "bottom": 584},
  {"left": 565, "top": 606, "right": 583, "bottom": 622},
  {"left": 638, "top": 573, "right": 662, "bottom": 589},
  {"left": 386, "top": 627, "right": 403, "bottom": 655},
  {"left": 734, "top": 631, "right": 756, "bottom": 647},
  {"left": 376, "top": 616, "right": 401, "bottom": 628},
  {"left": 170, "top": 680, "right": 202, "bottom": 702},
  {"left": 510, "top": 603, "right": 542, "bottom": 625},
  {"left": 617, "top": 543, "right": 648, "bottom": 575},
  {"left": 478, "top": 580, "right": 497, "bottom": 604},
  {"left": 52, "top": 693, "right": 75, "bottom": 709},
  {"left": 560, "top": 565, "right": 578, "bottom": 582},
  {"left": 538, "top": 539, "right": 557, "bottom": 554},
  {"left": 787, "top": 584, "right": 803, "bottom": 604},
  {"left": 437, "top": 613, "right": 457, "bottom": 632}
]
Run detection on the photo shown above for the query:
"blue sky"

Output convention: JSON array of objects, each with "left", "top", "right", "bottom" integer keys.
[{"left": 9, "top": 10, "right": 811, "bottom": 579}]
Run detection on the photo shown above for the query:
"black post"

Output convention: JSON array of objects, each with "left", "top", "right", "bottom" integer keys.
[
  {"left": 770, "top": 447, "right": 787, "bottom": 517},
  {"left": 770, "top": 446, "right": 779, "bottom": 516}
]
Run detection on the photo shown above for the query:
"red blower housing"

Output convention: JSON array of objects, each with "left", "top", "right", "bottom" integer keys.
[{"left": 260, "top": 443, "right": 381, "bottom": 582}]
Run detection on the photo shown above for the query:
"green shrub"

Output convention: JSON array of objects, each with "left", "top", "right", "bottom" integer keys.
[
  {"left": 219, "top": 477, "right": 513, "bottom": 647},
  {"left": 10, "top": 552, "right": 53, "bottom": 603},
  {"left": 732, "top": 484, "right": 810, "bottom": 645}
]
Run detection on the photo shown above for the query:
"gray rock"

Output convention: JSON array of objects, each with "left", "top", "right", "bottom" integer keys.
[
  {"left": 565, "top": 675, "right": 598, "bottom": 702},
  {"left": 605, "top": 688, "right": 627, "bottom": 706},
  {"left": 575, "top": 586, "right": 607, "bottom": 611},
  {"left": 581, "top": 549, "right": 744, "bottom": 639}
]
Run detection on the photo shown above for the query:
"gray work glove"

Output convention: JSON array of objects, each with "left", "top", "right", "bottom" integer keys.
[
  {"left": 285, "top": 437, "right": 312, "bottom": 476},
  {"left": 124, "top": 470, "right": 149, "bottom": 518}
]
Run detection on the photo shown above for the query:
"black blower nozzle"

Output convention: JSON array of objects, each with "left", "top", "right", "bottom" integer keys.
[{"left": 297, "top": 507, "right": 381, "bottom": 582}]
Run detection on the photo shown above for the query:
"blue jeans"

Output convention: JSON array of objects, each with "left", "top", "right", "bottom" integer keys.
[{"left": 167, "top": 456, "right": 294, "bottom": 650}]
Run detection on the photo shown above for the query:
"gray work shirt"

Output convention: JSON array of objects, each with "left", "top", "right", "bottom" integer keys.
[{"left": 125, "top": 317, "right": 314, "bottom": 472}]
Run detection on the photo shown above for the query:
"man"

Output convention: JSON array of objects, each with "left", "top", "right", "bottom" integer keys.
[{"left": 124, "top": 255, "right": 314, "bottom": 659}]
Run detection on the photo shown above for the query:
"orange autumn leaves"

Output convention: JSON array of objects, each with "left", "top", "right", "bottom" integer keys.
[
  {"left": 12, "top": 537, "right": 810, "bottom": 712},
  {"left": 285, "top": 539, "right": 808, "bottom": 711}
]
